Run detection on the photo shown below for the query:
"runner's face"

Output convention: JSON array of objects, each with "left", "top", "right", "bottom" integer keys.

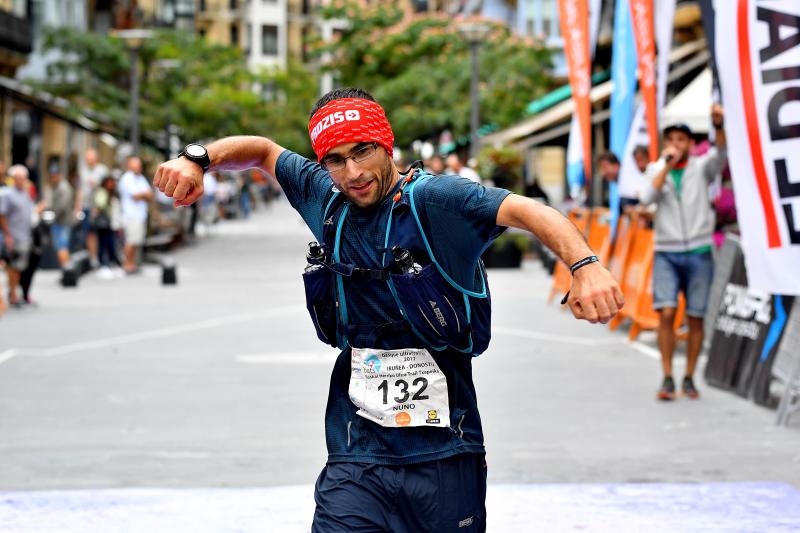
[{"left": 323, "top": 142, "right": 398, "bottom": 208}]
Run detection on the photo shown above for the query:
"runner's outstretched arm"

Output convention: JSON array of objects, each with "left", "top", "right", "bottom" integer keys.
[
  {"left": 153, "top": 136, "right": 286, "bottom": 207},
  {"left": 496, "top": 194, "right": 624, "bottom": 324}
]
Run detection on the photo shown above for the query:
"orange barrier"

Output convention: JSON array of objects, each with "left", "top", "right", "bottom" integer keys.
[
  {"left": 548, "top": 208, "right": 591, "bottom": 304},
  {"left": 586, "top": 207, "right": 612, "bottom": 264},
  {"left": 607, "top": 212, "right": 638, "bottom": 285},
  {"left": 606, "top": 216, "right": 685, "bottom": 340},
  {"left": 609, "top": 221, "right": 653, "bottom": 329}
]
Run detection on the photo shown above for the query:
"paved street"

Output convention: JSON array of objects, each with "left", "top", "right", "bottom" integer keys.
[{"left": 1, "top": 200, "right": 799, "bottom": 531}]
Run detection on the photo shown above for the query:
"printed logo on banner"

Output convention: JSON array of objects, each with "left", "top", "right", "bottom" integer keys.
[
  {"left": 737, "top": 0, "right": 800, "bottom": 246},
  {"left": 715, "top": 283, "right": 771, "bottom": 340}
]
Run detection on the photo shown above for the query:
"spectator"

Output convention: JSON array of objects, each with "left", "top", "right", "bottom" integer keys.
[
  {"left": 42, "top": 157, "right": 77, "bottom": 267},
  {"left": 633, "top": 145, "right": 650, "bottom": 174},
  {"left": 597, "top": 151, "right": 620, "bottom": 208},
  {"left": 78, "top": 148, "right": 109, "bottom": 267},
  {"left": 0, "top": 165, "right": 37, "bottom": 307},
  {"left": 445, "top": 153, "right": 482, "bottom": 183},
  {"left": 92, "top": 175, "right": 121, "bottom": 277},
  {"left": 426, "top": 154, "right": 445, "bottom": 175},
  {"left": 640, "top": 105, "right": 727, "bottom": 401},
  {"left": 118, "top": 157, "right": 153, "bottom": 274}
]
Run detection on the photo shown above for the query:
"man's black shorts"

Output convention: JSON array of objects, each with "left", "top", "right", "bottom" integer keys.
[{"left": 312, "top": 452, "right": 487, "bottom": 533}]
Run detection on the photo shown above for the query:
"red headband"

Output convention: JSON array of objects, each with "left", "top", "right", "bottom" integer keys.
[{"left": 308, "top": 98, "right": 394, "bottom": 162}]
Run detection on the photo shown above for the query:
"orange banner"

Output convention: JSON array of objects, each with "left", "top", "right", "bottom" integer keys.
[
  {"left": 558, "top": 0, "right": 592, "bottom": 181},
  {"left": 630, "top": 0, "right": 659, "bottom": 160}
]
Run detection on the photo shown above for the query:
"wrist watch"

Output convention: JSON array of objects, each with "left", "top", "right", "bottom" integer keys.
[{"left": 179, "top": 143, "right": 211, "bottom": 172}]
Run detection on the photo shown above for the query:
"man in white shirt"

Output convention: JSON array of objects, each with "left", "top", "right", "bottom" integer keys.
[
  {"left": 446, "top": 154, "right": 482, "bottom": 184},
  {"left": 79, "top": 148, "right": 109, "bottom": 266},
  {"left": 117, "top": 157, "right": 153, "bottom": 273}
]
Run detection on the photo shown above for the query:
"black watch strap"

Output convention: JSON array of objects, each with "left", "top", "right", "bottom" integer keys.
[{"left": 179, "top": 143, "right": 211, "bottom": 172}]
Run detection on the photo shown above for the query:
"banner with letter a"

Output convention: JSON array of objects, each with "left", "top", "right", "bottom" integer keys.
[
  {"left": 716, "top": 0, "right": 800, "bottom": 295},
  {"left": 559, "top": 0, "right": 592, "bottom": 194}
]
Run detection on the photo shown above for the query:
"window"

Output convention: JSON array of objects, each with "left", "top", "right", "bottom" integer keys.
[
  {"left": 541, "top": 0, "right": 559, "bottom": 39},
  {"left": 230, "top": 23, "right": 238, "bottom": 46},
  {"left": 245, "top": 23, "right": 252, "bottom": 54},
  {"left": 261, "top": 24, "right": 278, "bottom": 56}
]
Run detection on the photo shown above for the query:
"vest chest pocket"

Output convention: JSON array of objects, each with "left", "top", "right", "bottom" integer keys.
[
  {"left": 390, "top": 263, "right": 472, "bottom": 351},
  {"left": 302, "top": 267, "right": 338, "bottom": 348}
]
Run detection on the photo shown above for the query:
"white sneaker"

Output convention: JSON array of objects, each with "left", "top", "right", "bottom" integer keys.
[{"left": 96, "top": 266, "right": 114, "bottom": 280}]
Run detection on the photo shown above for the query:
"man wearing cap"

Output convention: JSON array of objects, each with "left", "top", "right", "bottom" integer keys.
[
  {"left": 153, "top": 88, "right": 623, "bottom": 532},
  {"left": 640, "top": 105, "right": 727, "bottom": 401}
]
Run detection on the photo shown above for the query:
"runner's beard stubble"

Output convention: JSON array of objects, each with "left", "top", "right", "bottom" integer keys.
[{"left": 342, "top": 154, "right": 398, "bottom": 209}]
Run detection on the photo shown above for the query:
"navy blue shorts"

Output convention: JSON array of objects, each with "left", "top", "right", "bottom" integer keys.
[{"left": 312, "top": 452, "right": 487, "bottom": 533}]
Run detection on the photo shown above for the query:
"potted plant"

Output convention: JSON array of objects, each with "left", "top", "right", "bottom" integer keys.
[{"left": 477, "top": 146, "right": 528, "bottom": 268}]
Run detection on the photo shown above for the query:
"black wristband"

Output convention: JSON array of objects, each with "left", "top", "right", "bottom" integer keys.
[{"left": 569, "top": 255, "right": 599, "bottom": 274}]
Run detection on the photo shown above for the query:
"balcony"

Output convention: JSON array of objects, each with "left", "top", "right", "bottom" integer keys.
[{"left": 0, "top": 9, "right": 33, "bottom": 55}]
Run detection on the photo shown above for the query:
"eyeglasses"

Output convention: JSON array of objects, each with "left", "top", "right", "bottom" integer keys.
[{"left": 320, "top": 143, "right": 378, "bottom": 172}]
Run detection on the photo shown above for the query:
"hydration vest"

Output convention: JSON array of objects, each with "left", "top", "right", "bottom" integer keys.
[{"left": 302, "top": 169, "right": 492, "bottom": 355}]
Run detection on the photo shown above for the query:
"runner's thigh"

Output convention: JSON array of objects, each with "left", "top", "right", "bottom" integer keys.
[
  {"left": 391, "top": 453, "right": 487, "bottom": 533},
  {"left": 312, "top": 463, "right": 392, "bottom": 533}
]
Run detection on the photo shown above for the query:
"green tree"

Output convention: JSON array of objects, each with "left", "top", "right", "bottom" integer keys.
[
  {"left": 34, "top": 28, "right": 317, "bottom": 156},
  {"left": 311, "top": 2, "right": 553, "bottom": 147}
]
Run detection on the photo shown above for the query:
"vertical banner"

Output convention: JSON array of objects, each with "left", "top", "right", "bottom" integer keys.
[
  {"left": 566, "top": 0, "right": 603, "bottom": 203},
  {"left": 559, "top": 0, "right": 592, "bottom": 193},
  {"left": 630, "top": 0, "right": 659, "bottom": 158},
  {"left": 715, "top": 0, "right": 800, "bottom": 294},
  {"left": 609, "top": 0, "right": 639, "bottom": 234},
  {"left": 618, "top": 0, "right": 675, "bottom": 196}
]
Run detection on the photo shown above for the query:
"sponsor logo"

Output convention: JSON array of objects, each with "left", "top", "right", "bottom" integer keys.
[
  {"left": 395, "top": 412, "right": 411, "bottom": 426},
  {"left": 364, "top": 355, "right": 382, "bottom": 373},
  {"left": 429, "top": 300, "right": 447, "bottom": 327},
  {"left": 426, "top": 409, "right": 440, "bottom": 425},
  {"left": 458, "top": 516, "right": 474, "bottom": 528},
  {"left": 310, "top": 109, "right": 362, "bottom": 142},
  {"left": 323, "top": 216, "right": 334, "bottom": 225}
]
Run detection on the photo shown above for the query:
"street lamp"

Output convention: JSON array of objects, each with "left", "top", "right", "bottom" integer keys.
[
  {"left": 152, "top": 59, "right": 181, "bottom": 158},
  {"left": 457, "top": 22, "right": 491, "bottom": 161},
  {"left": 113, "top": 29, "right": 155, "bottom": 155}
]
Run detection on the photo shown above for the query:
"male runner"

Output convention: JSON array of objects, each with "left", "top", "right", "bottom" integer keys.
[{"left": 154, "top": 88, "right": 623, "bottom": 532}]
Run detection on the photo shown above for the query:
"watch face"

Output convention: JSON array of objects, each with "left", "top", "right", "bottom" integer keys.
[{"left": 185, "top": 144, "right": 206, "bottom": 158}]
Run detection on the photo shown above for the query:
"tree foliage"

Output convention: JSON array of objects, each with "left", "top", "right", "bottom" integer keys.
[
  {"left": 311, "top": 1, "right": 553, "bottom": 147},
  {"left": 34, "top": 28, "right": 317, "bottom": 156}
]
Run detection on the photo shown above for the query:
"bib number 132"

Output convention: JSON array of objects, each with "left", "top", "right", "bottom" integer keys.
[{"left": 377, "top": 377, "right": 429, "bottom": 404}]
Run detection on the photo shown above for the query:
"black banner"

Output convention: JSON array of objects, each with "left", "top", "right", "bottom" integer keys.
[{"left": 705, "top": 243, "right": 794, "bottom": 406}]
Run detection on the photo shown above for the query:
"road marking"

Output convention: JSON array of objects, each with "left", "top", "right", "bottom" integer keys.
[
  {"left": 494, "top": 327, "right": 622, "bottom": 347},
  {"left": 21, "top": 306, "right": 305, "bottom": 357},
  {"left": 627, "top": 340, "right": 661, "bottom": 360},
  {"left": 236, "top": 352, "right": 339, "bottom": 365},
  {"left": 0, "top": 349, "right": 17, "bottom": 365}
]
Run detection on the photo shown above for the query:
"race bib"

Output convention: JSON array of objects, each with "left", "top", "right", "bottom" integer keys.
[{"left": 349, "top": 347, "right": 450, "bottom": 428}]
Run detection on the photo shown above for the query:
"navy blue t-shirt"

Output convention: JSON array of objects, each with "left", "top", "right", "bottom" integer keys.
[{"left": 275, "top": 150, "right": 510, "bottom": 465}]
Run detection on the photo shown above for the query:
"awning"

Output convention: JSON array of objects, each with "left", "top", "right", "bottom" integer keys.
[
  {"left": 661, "top": 68, "right": 712, "bottom": 134},
  {"left": 0, "top": 75, "right": 120, "bottom": 136}
]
